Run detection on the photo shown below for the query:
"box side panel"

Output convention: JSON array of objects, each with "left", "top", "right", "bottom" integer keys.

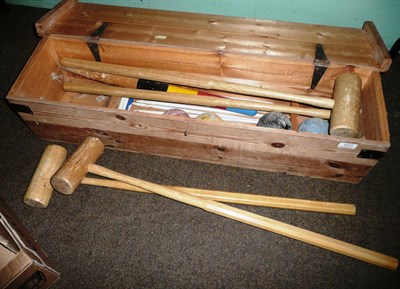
[
  {"left": 15, "top": 100, "right": 389, "bottom": 158},
  {"left": 7, "top": 37, "right": 63, "bottom": 102},
  {"left": 13, "top": 100, "right": 390, "bottom": 183},
  {"left": 361, "top": 71, "right": 390, "bottom": 142},
  {"left": 22, "top": 119, "right": 370, "bottom": 183},
  {"left": 362, "top": 21, "right": 392, "bottom": 72},
  {"left": 49, "top": 36, "right": 374, "bottom": 104}
]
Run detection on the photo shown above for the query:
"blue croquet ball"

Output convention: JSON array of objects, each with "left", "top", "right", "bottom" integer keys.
[{"left": 298, "top": 118, "right": 329, "bottom": 134}]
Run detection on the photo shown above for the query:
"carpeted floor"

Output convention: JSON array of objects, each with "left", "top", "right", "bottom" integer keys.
[{"left": 0, "top": 5, "right": 399, "bottom": 289}]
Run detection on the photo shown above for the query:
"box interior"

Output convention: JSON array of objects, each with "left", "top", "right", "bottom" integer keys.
[{"left": 9, "top": 35, "right": 388, "bottom": 142}]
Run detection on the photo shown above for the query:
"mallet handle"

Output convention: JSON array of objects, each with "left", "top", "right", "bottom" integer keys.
[
  {"left": 88, "top": 164, "right": 397, "bottom": 270},
  {"left": 82, "top": 177, "right": 356, "bottom": 215},
  {"left": 63, "top": 82, "right": 331, "bottom": 119},
  {"left": 61, "top": 57, "right": 335, "bottom": 109}
]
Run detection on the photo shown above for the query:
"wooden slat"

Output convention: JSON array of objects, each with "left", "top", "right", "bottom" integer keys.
[
  {"left": 21, "top": 119, "right": 370, "bottom": 183},
  {"left": 7, "top": 38, "right": 61, "bottom": 101},
  {"left": 361, "top": 72, "right": 390, "bottom": 142},
  {"left": 50, "top": 36, "right": 374, "bottom": 96},
  {"left": 35, "top": 0, "right": 77, "bottom": 36},
  {"left": 10, "top": 98, "right": 388, "bottom": 162},
  {"left": 49, "top": 19, "right": 375, "bottom": 69},
  {"left": 51, "top": 37, "right": 316, "bottom": 89},
  {"left": 71, "top": 3, "right": 368, "bottom": 47},
  {"left": 362, "top": 21, "right": 392, "bottom": 72},
  {"left": 36, "top": 1, "right": 386, "bottom": 71}
]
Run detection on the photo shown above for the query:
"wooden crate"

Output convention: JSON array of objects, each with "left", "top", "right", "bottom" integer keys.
[{"left": 7, "top": 0, "right": 391, "bottom": 183}]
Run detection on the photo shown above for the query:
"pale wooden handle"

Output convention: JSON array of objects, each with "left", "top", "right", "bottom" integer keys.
[
  {"left": 61, "top": 57, "right": 335, "bottom": 109},
  {"left": 82, "top": 177, "right": 356, "bottom": 215},
  {"left": 88, "top": 164, "right": 398, "bottom": 270},
  {"left": 62, "top": 67, "right": 140, "bottom": 88},
  {"left": 63, "top": 82, "right": 331, "bottom": 119}
]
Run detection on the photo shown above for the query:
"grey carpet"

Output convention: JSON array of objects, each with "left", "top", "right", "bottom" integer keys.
[{"left": 0, "top": 5, "right": 399, "bottom": 289}]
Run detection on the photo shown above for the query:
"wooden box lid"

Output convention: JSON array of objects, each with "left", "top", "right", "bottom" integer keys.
[{"left": 36, "top": 0, "right": 391, "bottom": 72}]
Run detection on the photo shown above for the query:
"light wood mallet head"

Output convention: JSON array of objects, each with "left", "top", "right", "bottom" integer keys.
[
  {"left": 51, "top": 137, "right": 104, "bottom": 195},
  {"left": 330, "top": 72, "right": 362, "bottom": 138},
  {"left": 23, "top": 144, "right": 68, "bottom": 208}
]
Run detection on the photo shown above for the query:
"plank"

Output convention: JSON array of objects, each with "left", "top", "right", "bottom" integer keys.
[
  {"left": 50, "top": 36, "right": 373, "bottom": 95},
  {"left": 70, "top": 3, "right": 368, "bottom": 47},
  {"left": 11, "top": 98, "right": 388, "bottom": 164},
  {"left": 22, "top": 119, "right": 370, "bottom": 184},
  {"left": 49, "top": 19, "right": 374, "bottom": 68},
  {"left": 48, "top": 18, "right": 376, "bottom": 70},
  {"left": 36, "top": 0, "right": 77, "bottom": 36},
  {"left": 8, "top": 37, "right": 61, "bottom": 101},
  {"left": 37, "top": 1, "right": 383, "bottom": 71},
  {"left": 362, "top": 21, "right": 392, "bottom": 72},
  {"left": 361, "top": 72, "right": 390, "bottom": 142}
]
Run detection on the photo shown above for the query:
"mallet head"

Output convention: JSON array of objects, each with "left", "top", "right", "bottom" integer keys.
[
  {"left": 330, "top": 72, "right": 362, "bottom": 138},
  {"left": 51, "top": 137, "right": 104, "bottom": 195},
  {"left": 23, "top": 144, "right": 67, "bottom": 208}
]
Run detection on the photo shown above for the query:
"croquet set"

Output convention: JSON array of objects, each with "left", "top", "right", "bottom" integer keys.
[
  {"left": 6, "top": 0, "right": 392, "bottom": 183},
  {"left": 3, "top": 0, "right": 398, "bottom": 276}
]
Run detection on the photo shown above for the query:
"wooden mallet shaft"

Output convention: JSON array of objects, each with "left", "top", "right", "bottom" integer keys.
[
  {"left": 63, "top": 82, "right": 331, "bottom": 119},
  {"left": 24, "top": 144, "right": 355, "bottom": 214},
  {"left": 61, "top": 57, "right": 335, "bottom": 109},
  {"left": 81, "top": 177, "right": 356, "bottom": 215},
  {"left": 51, "top": 137, "right": 398, "bottom": 270},
  {"left": 62, "top": 67, "right": 140, "bottom": 88},
  {"left": 89, "top": 163, "right": 398, "bottom": 270}
]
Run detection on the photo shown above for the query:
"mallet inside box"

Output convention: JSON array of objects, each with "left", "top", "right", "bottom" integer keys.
[{"left": 6, "top": 0, "right": 391, "bottom": 183}]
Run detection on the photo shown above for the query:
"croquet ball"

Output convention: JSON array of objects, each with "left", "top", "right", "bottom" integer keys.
[
  {"left": 257, "top": 112, "right": 291, "bottom": 130},
  {"left": 196, "top": 112, "right": 223, "bottom": 122},
  {"left": 298, "top": 118, "right": 329, "bottom": 134},
  {"left": 163, "top": 109, "right": 190, "bottom": 118}
]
